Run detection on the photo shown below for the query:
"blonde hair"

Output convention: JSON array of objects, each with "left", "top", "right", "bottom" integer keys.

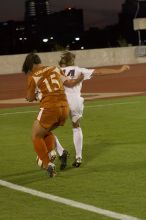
[{"left": 59, "top": 51, "right": 75, "bottom": 66}]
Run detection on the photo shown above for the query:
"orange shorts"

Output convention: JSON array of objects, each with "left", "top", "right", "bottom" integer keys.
[{"left": 37, "top": 106, "right": 69, "bottom": 129}]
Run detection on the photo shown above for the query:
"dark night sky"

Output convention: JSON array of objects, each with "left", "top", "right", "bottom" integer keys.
[{"left": 0, "top": 0, "right": 125, "bottom": 28}]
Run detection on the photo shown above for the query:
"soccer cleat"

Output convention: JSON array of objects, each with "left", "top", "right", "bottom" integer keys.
[
  {"left": 72, "top": 157, "right": 82, "bottom": 167},
  {"left": 59, "top": 150, "right": 69, "bottom": 170},
  {"left": 47, "top": 163, "right": 56, "bottom": 177}
]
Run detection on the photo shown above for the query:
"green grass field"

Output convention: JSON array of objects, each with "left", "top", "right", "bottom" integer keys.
[{"left": 0, "top": 96, "right": 146, "bottom": 220}]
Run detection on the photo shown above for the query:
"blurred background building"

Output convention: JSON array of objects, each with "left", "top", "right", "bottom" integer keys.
[{"left": 0, "top": 0, "right": 146, "bottom": 55}]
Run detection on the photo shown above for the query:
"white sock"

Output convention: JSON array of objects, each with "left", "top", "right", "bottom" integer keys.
[
  {"left": 73, "top": 127, "right": 83, "bottom": 159},
  {"left": 55, "top": 136, "right": 64, "bottom": 156}
]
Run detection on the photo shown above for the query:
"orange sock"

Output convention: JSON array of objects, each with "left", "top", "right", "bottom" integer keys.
[
  {"left": 44, "top": 132, "right": 55, "bottom": 153},
  {"left": 33, "top": 137, "right": 49, "bottom": 169}
]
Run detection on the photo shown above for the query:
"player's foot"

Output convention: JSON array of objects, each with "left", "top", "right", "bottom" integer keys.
[
  {"left": 72, "top": 157, "right": 82, "bottom": 167},
  {"left": 60, "top": 150, "right": 69, "bottom": 170},
  {"left": 47, "top": 163, "right": 56, "bottom": 177}
]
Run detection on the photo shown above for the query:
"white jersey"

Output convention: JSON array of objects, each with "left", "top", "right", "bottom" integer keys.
[
  {"left": 61, "top": 66, "right": 94, "bottom": 122},
  {"left": 61, "top": 66, "right": 94, "bottom": 96}
]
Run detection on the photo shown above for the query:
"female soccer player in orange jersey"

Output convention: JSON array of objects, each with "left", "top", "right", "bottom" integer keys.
[{"left": 22, "top": 53, "right": 84, "bottom": 177}]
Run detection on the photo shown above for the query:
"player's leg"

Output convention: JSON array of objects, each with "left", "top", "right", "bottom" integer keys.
[
  {"left": 34, "top": 108, "right": 62, "bottom": 177},
  {"left": 72, "top": 119, "right": 83, "bottom": 167},
  {"left": 33, "top": 106, "right": 69, "bottom": 176},
  {"left": 54, "top": 106, "right": 70, "bottom": 170},
  {"left": 32, "top": 119, "right": 56, "bottom": 177},
  {"left": 36, "top": 106, "right": 70, "bottom": 170},
  {"left": 44, "top": 132, "right": 57, "bottom": 163},
  {"left": 68, "top": 96, "right": 84, "bottom": 167},
  {"left": 54, "top": 135, "right": 69, "bottom": 170},
  {"left": 36, "top": 131, "right": 57, "bottom": 170},
  {"left": 55, "top": 135, "right": 64, "bottom": 156}
]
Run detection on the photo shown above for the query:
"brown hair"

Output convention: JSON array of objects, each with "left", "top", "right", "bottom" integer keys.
[
  {"left": 59, "top": 51, "right": 75, "bottom": 67},
  {"left": 22, "top": 53, "right": 41, "bottom": 74}
]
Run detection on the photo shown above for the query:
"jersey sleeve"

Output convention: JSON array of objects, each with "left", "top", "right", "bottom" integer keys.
[{"left": 77, "top": 67, "right": 94, "bottom": 80}]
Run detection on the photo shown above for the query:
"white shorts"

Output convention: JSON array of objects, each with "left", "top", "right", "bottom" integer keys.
[{"left": 66, "top": 94, "right": 84, "bottom": 123}]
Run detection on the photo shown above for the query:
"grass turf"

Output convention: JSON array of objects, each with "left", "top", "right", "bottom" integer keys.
[{"left": 0, "top": 95, "right": 146, "bottom": 220}]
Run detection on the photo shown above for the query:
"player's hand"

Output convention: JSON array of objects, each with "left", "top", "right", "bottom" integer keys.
[
  {"left": 120, "top": 65, "right": 130, "bottom": 72},
  {"left": 79, "top": 73, "right": 84, "bottom": 80}
]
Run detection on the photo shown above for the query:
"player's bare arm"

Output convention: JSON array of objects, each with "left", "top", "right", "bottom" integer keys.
[
  {"left": 93, "top": 64, "right": 130, "bottom": 76},
  {"left": 26, "top": 81, "right": 36, "bottom": 102}
]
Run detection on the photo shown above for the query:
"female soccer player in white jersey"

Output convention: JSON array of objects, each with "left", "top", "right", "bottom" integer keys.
[{"left": 55, "top": 51, "right": 130, "bottom": 169}]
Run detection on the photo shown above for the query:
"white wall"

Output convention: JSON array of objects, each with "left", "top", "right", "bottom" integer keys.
[{"left": 0, "top": 46, "right": 146, "bottom": 74}]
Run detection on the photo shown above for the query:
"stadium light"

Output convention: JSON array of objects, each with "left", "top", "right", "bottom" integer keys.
[
  {"left": 19, "top": 37, "right": 27, "bottom": 41},
  {"left": 42, "top": 38, "right": 49, "bottom": 43},
  {"left": 75, "top": 37, "right": 80, "bottom": 41}
]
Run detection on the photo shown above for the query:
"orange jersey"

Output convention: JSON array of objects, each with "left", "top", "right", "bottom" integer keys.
[{"left": 27, "top": 66, "right": 68, "bottom": 108}]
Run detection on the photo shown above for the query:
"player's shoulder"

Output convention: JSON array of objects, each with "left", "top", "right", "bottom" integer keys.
[
  {"left": 62, "top": 66, "right": 77, "bottom": 70},
  {"left": 70, "top": 66, "right": 89, "bottom": 72}
]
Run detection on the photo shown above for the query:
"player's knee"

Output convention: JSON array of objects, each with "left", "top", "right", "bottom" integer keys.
[{"left": 72, "top": 120, "right": 80, "bottom": 128}]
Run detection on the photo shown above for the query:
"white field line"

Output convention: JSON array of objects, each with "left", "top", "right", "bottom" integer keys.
[
  {"left": 0, "top": 110, "right": 37, "bottom": 116},
  {"left": 0, "top": 100, "right": 145, "bottom": 116},
  {"left": 86, "top": 100, "right": 146, "bottom": 108},
  {"left": 0, "top": 92, "right": 145, "bottom": 104},
  {"left": 0, "top": 180, "right": 140, "bottom": 220}
]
